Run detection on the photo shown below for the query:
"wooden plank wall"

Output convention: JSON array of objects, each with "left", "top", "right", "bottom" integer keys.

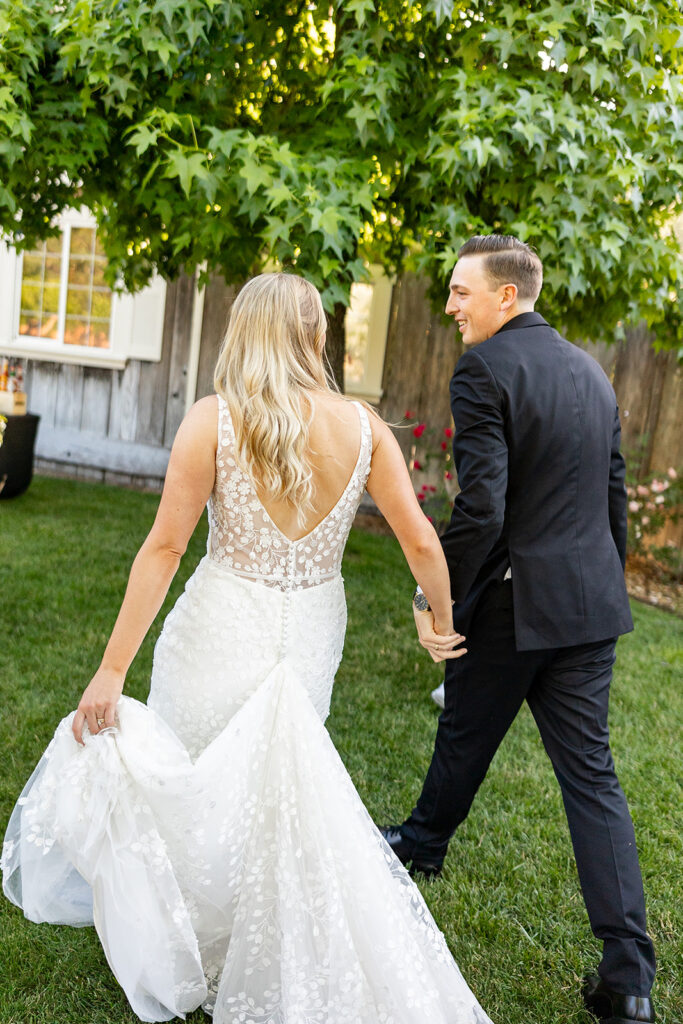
[
  {"left": 28, "top": 275, "right": 195, "bottom": 490},
  {"left": 195, "top": 275, "right": 240, "bottom": 400},
  {"left": 611, "top": 327, "right": 683, "bottom": 547}
]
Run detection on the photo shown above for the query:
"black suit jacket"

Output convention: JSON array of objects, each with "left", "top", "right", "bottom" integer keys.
[{"left": 440, "top": 312, "right": 633, "bottom": 651}]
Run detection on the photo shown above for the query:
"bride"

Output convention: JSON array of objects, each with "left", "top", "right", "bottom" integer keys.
[{"left": 3, "top": 273, "right": 491, "bottom": 1024}]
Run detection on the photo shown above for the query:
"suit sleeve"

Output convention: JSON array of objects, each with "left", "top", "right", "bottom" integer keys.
[
  {"left": 608, "top": 405, "right": 628, "bottom": 569},
  {"left": 440, "top": 349, "right": 508, "bottom": 602}
]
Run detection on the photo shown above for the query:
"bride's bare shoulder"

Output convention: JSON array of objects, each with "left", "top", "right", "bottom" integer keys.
[
  {"left": 309, "top": 392, "right": 389, "bottom": 452},
  {"left": 193, "top": 393, "right": 220, "bottom": 416},
  {"left": 170, "top": 395, "right": 219, "bottom": 455},
  {"left": 187, "top": 394, "right": 219, "bottom": 427}
]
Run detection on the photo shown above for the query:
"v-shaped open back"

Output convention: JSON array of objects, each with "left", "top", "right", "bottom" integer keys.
[{"left": 207, "top": 395, "right": 373, "bottom": 591}]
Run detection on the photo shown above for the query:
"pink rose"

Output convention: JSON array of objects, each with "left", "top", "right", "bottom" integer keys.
[{"left": 628, "top": 500, "right": 640, "bottom": 512}]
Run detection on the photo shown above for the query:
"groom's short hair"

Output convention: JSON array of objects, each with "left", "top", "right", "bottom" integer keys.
[{"left": 459, "top": 235, "right": 543, "bottom": 302}]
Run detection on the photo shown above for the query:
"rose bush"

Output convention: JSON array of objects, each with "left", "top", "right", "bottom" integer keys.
[
  {"left": 626, "top": 466, "right": 682, "bottom": 582},
  {"left": 405, "top": 412, "right": 457, "bottom": 533}
]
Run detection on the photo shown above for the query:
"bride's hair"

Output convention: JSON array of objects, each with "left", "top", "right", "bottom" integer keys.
[{"left": 214, "top": 272, "right": 338, "bottom": 524}]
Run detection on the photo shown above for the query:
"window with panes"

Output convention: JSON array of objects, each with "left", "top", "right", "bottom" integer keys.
[{"left": 19, "top": 225, "right": 113, "bottom": 349}]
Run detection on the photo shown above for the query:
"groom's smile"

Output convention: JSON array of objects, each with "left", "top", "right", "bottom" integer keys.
[{"left": 445, "top": 254, "right": 526, "bottom": 347}]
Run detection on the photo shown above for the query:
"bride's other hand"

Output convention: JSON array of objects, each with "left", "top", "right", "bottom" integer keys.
[
  {"left": 413, "top": 606, "right": 467, "bottom": 664},
  {"left": 365, "top": 416, "right": 465, "bottom": 647},
  {"left": 72, "top": 667, "right": 125, "bottom": 745}
]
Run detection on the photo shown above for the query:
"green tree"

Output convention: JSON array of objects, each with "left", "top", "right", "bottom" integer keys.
[
  {"left": 402, "top": 1, "right": 683, "bottom": 345},
  {"left": 0, "top": 0, "right": 682, "bottom": 388}
]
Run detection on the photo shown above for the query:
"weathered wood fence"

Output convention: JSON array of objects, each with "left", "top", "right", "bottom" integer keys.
[
  {"left": 30, "top": 275, "right": 195, "bottom": 488},
  {"left": 25, "top": 270, "right": 682, "bottom": 548},
  {"left": 30, "top": 273, "right": 239, "bottom": 489}
]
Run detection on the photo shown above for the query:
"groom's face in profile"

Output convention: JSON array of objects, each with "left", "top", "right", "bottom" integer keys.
[{"left": 445, "top": 255, "right": 512, "bottom": 347}]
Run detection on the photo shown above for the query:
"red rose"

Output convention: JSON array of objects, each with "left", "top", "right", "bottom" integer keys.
[
  {"left": 445, "top": 471, "right": 453, "bottom": 480},
  {"left": 440, "top": 441, "right": 447, "bottom": 450},
  {"left": 417, "top": 493, "right": 425, "bottom": 503},
  {"left": 444, "top": 427, "right": 454, "bottom": 438},
  {"left": 428, "top": 485, "right": 437, "bottom": 493},
  {"left": 413, "top": 459, "right": 423, "bottom": 470},
  {"left": 426, "top": 515, "right": 434, "bottom": 523},
  {"left": 405, "top": 409, "right": 414, "bottom": 419},
  {"left": 413, "top": 423, "right": 426, "bottom": 438}
]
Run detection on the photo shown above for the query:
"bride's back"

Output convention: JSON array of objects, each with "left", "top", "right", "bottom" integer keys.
[
  {"left": 208, "top": 390, "right": 373, "bottom": 591},
  {"left": 255, "top": 392, "right": 365, "bottom": 542},
  {"left": 213, "top": 273, "right": 373, "bottom": 547}
]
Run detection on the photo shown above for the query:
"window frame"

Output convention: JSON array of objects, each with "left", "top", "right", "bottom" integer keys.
[{"left": 2, "top": 207, "right": 166, "bottom": 369}]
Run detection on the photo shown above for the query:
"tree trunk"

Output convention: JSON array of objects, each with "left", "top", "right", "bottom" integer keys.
[
  {"left": 321, "top": 6, "right": 352, "bottom": 395},
  {"left": 325, "top": 301, "right": 346, "bottom": 392}
]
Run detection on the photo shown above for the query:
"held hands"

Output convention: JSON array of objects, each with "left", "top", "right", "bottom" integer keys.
[
  {"left": 413, "top": 606, "right": 467, "bottom": 664},
  {"left": 72, "top": 666, "right": 125, "bottom": 745}
]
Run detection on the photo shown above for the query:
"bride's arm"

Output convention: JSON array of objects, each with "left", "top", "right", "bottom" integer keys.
[
  {"left": 365, "top": 416, "right": 466, "bottom": 662},
  {"left": 72, "top": 396, "right": 218, "bottom": 744}
]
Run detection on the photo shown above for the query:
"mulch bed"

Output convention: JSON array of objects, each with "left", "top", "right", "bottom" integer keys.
[{"left": 625, "top": 556, "right": 682, "bottom": 617}]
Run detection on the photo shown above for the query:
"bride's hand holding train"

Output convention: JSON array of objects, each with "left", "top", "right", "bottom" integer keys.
[{"left": 72, "top": 665, "right": 125, "bottom": 743}]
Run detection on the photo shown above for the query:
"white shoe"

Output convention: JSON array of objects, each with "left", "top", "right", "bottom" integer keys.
[{"left": 430, "top": 683, "right": 445, "bottom": 709}]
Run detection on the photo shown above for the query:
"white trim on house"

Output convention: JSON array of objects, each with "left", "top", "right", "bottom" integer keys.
[
  {"left": 184, "top": 264, "right": 207, "bottom": 414},
  {"left": 344, "top": 264, "right": 394, "bottom": 405},
  {"left": 1, "top": 208, "right": 167, "bottom": 368},
  {"left": 0, "top": 242, "right": 20, "bottom": 349}
]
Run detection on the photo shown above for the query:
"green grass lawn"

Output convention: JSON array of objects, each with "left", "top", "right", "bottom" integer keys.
[{"left": 1, "top": 475, "right": 681, "bottom": 1024}]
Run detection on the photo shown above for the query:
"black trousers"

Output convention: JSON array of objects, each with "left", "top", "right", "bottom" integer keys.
[{"left": 402, "top": 580, "right": 655, "bottom": 996}]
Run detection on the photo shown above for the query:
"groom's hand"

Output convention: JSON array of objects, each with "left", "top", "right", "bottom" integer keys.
[{"left": 413, "top": 607, "right": 467, "bottom": 663}]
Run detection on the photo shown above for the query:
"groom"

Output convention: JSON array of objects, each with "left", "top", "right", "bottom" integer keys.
[{"left": 382, "top": 235, "right": 656, "bottom": 1024}]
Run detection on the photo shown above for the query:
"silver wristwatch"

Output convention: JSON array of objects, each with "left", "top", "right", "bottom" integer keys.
[{"left": 413, "top": 586, "right": 430, "bottom": 612}]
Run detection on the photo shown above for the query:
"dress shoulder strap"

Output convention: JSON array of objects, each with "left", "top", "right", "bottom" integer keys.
[
  {"left": 351, "top": 400, "right": 373, "bottom": 483},
  {"left": 215, "top": 393, "right": 233, "bottom": 450}
]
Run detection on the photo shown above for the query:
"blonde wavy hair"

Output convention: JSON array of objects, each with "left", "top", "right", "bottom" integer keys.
[{"left": 214, "top": 273, "right": 338, "bottom": 525}]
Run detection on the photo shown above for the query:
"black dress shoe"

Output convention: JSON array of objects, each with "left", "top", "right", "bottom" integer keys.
[
  {"left": 583, "top": 975, "right": 655, "bottom": 1023},
  {"left": 379, "top": 825, "right": 443, "bottom": 879}
]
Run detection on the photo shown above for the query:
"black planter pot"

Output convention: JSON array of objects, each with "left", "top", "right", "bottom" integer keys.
[{"left": 0, "top": 413, "right": 41, "bottom": 499}]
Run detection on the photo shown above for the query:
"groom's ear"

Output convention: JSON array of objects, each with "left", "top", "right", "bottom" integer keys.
[{"left": 499, "top": 283, "right": 518, "bottom": 310}]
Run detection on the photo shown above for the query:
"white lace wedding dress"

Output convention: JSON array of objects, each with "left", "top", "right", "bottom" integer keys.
[{"left": 2, "top": 398, "right": 492, "bottom": 1024}]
